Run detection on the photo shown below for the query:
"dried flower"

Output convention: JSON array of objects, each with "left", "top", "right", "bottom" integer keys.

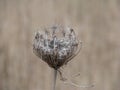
[
  {"left": 33, "top": 25, "right": 81, "bottom": 70},
  {"left": 32, "top": 26, "right": 95, "bottom": 90}
]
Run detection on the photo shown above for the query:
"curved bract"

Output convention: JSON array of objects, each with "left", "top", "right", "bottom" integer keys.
[{"left": 33, "top": 25, "right": 81, "bottom": 70}]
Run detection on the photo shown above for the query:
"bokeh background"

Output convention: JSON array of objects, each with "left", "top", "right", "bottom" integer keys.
[{"left": 0, "top": 0, "right": 120, "bottom": 90}]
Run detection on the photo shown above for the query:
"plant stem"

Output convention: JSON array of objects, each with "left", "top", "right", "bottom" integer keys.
[{"left": 52, "top": 69, "right": 57, "bottom": 90}]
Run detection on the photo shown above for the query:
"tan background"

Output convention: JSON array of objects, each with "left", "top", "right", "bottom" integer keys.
[{"left": 0, "top": 0, "right": 120, "bottom": 90}]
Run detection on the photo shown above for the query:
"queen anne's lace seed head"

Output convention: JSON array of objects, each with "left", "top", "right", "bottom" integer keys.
[{"left": 33, "top": 26, "right": 81, "bottom": 70}]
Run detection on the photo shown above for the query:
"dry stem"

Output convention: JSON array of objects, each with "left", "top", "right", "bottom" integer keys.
[{"left": 52, "top": 69, "right": 57, "bottom": 90}]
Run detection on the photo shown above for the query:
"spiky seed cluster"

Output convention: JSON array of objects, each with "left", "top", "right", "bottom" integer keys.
[{"left": 33, "top": 26, "right": 80, "bottom": 70}]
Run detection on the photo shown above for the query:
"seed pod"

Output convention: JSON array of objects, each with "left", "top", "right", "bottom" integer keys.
[{"left": 33, "top": 26, "right": 81, "bottom": 70}]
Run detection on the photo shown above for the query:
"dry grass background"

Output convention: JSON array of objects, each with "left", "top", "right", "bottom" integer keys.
[{"left": 0, "top": 0, "right": 120, "bottom": 90}]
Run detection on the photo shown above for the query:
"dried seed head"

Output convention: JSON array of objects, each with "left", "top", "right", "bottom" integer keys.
[{"left": 33, "top": 26, "right": 81, "bottom": 70}]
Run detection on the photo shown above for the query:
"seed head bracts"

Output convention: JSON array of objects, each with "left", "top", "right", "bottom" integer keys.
[{"left": 33, "top": 26, "right": 81, "bottom": 70}]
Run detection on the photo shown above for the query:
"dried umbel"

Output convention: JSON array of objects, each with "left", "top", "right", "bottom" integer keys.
[
  {"left": 33, "top": 26, "right": 81, "bottom": 70},
  {"left": 32, "top": 26, "right": 95, "bottom": 90}
]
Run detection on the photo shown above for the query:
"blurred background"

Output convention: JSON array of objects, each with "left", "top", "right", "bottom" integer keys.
[{"left": 0, "top": 0, "right": 120, "bottom": 90}]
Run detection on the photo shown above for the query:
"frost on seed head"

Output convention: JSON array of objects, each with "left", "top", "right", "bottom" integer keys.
[{"left": 33, "top": 25, "right": 81, "bottom": 70}]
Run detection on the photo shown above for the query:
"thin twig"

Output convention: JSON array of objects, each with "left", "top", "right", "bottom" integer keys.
[{"left": 52, "top": 69, "right": 57, "bottom": 90}]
